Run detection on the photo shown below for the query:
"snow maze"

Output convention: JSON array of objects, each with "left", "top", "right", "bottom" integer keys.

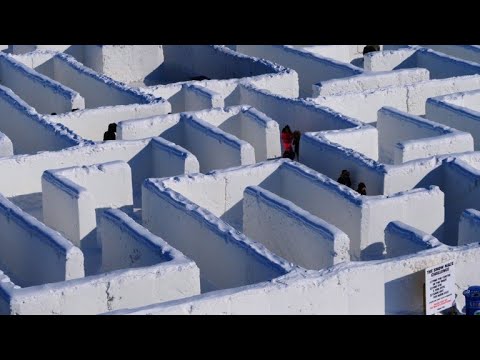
[{"left": 0, "top": 45, "right": 479, "bottom": 315}]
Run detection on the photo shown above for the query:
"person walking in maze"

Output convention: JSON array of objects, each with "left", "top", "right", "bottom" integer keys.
[
  {"left": 357, "top": 182, "right": 367, "bottom": 195},
  {"left": 281, "top": 125, "right": 295, "bottom": 160},
  {"left": 337, "top": 170, "right": 352, "bottom": 188},
  {"left": 103, "top": 123, "right": 117, "bottom": 141}
]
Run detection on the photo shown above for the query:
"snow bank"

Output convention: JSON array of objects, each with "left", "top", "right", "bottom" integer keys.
[
  {"left": 243, "top": 185, "right": 350, "bottom": 269},
  {"left": 0, "top": 194, "right": 84, "bottom": 287}
]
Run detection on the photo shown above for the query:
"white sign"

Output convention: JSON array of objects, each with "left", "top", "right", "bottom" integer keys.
[{"left": 425, "top": 260, "right": 456, "bottom": 315}]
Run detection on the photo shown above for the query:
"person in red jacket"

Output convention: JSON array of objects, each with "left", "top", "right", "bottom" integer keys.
[{"left": 281, "top": 125, "right": 294, "bottom": 159}]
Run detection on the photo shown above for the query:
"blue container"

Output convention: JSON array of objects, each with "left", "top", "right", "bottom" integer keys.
[{"left": 463, "top": 286, "right": 480, "bottom": 315}]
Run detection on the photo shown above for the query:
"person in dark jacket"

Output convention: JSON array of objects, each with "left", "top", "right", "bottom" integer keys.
[
  {"left": 293, "top": 130, "right": 301, "bottom": 161},
  {"left": 357, "top": 182, "right": 367, "bottom": 195},
  {"left": 337, "top": 170, "right": 352, "bottom": 188},
  {"left": 103, "top": 123, "right": 117, "bottom": 141}
]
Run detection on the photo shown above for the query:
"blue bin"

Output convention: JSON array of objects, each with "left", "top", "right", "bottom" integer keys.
[{"left": 463, "top": 286, "right": 480, "bottom": 315}]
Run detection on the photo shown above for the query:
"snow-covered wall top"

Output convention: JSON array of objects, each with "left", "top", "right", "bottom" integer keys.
[
  {"left": 243, "top": 185, "right": 350, "bottom": 269},
  {"left": 18, "top": 50, "right": 158, "bottom": 108},
  {"left": 366, "top": 46, "right": 480, "bottom": 79},
  {"left": 313, "top": 68, "right": 430, "bottom": 96},
  {"left": 311, "top": 74, "right": 480, "bottom": 121},
  {"left": 5, "top": 250, "right": 200, "bottom": 314},
  {"left": 234, "top": 45, "right": 363, "bottom": 97},
  {"left": 47, "top": 100, "right": 170, "bottom": 142},
  {"left": 142, "top": 175, "right": 294, "bottom": 290},
  {"left": 377, "top": 107, "right": 474, "bottom": 164},
  {"left": 0, "top": 194, "right": 84, "bottom": 287},
  {"left": 0, "top": 84, "right": 89, "bottom": 154},
  {"left": 240, "top": 83, "right": 363, "bottom": 132},
  {"left": 0, "top": 52, "right": 85, "bottom": 114},
  {"left": 384, "top": 221, "right": 445, "bottom": 258},
  {"left": 111, "top": 241, "right": 480, "bottom": 315}
]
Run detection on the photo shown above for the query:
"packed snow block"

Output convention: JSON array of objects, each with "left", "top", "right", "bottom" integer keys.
[
  {"left": 42, "top": 161, "right": 133, "bottom": 248},
  {"left": 364, "top": 48, "right": 417, "bottom": 72},
  {"left": 240, "top": 83, "right": 362, "bottom": 131},
  {"left": 243, "top": 186, "right": 350, "bottom": 270},
  {"left": 9, "top": 257, "right": 200, "bottom": 315},
  {"left": 321, "top": 126, "right": 379, "bottom": 161},
  {"left": 0, "top": 195, "right": 84, "bottom": 287},
  {"left": 384, "top": 221, "right": 444, "bottom": 258},
  {"left": 193, "top": 106, "right": 280, "bottom": 162},
  {"left": 382, "top": 156, "right": 443, "bottom": 195},
  {"left": 278, "top": 162, "right": 444, "bottom": 260},
  {"left": 301, "top": 132, "right": 386, "bottom": 195},
  {"left": 0, "top": 131, "right": 13, "bottom": 157},
  {"left": 236, "top": 45, "right": 363, "bottom": 97},
  {"left": 99, "top": 209, "right": 184, "bottom": 272},
  {"left": 118, "top": 113, "right": 183, "bottom": 141},
  {"left": 94, "top": 45, "right": 164, "bottom": 84},
  {"left": 239, "top": 107, "right": 281, "bottom": 161},
  {"left": 184, "top": 84, "right": 224, "bottom": 111},
  {"left": 406, "top": 75, "right": 480, "bottom": 115},
  {"left": 442, "top": 159, "right": 480, "bottom": 245},
  {"left": 150, "top": 137, "right": 199, "bottom": 178},
  {"left": 36, "top": 52, "right": 157, "bottom": 108},
  {"left": 149, "top": 83, "right": 186, "bottom": 113},
  {"left": 0, "top": 84, "right": 86, "bottom": 155},
  {"left": 359, "top": 187, "right": 444, "bottom": 260},
  {"left": 142, "top": 178, "right": 292, "bottom": 291},
  {"left": 162, "top": 160, "right": 284, "bottom": 229},
  {"left": 42, "top": 171, "right": 96, "bottom": 249},
  {"left": 377, "top": 107, "right": 474, "bottom": 164},
  {"left": 458, "top": 209, "right": 480, "bottom": 246},
  {"left": 311, "top": 86, "right": 409, "bottom": 124},
  {"left": 109, "top": 266, "right": 385, "bottom": 315},
  {"left": 0, "top": 140, "right": 157, "bottom": 198},
  {"left": 422, "top": 45, "right": 480, "bottom": 64},
  {"left": 183, "top": 114, "right": 255, "bottom": 173},
  {"left": 49, "top": 99, "right": 171, "bottom": 142},
  {"left": 426, "top": 92, "right": 480, "bottom": 150},
  {"left": 0, "top": 53, "right": 85, "bottom": 114},
  {"left": 288, "top": 45, "right": 365, "bottom": 63},
  {"left": 313, "top": 68, "right": 430, "bottom": 96}
]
